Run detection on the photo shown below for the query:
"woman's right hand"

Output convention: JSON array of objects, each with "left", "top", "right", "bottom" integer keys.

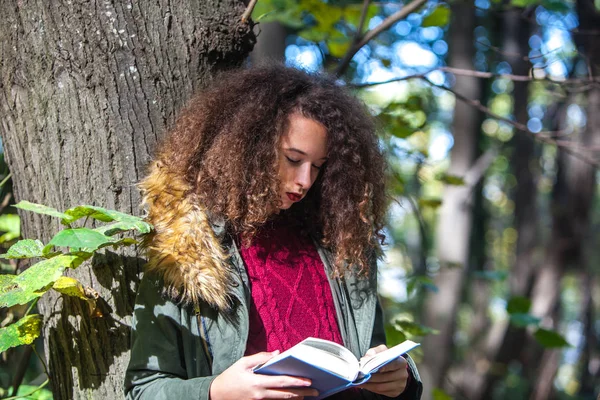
[{"left": 209, "top": 351, "right": 319, "bottom": 400}]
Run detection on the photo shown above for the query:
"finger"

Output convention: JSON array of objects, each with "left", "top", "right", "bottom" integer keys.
[
  {"left": 256, "top": 374, "right": 313, "bottom": 388},
  {"left": 360, "top": 379, "right": 407, "bottom": 397},
  {"left": 377, "top": 357, "right": 407, "bottom": 373},
  {"left": 263, "top": 388, "right": 319, "bottom": 398},
  {"left": 364, "top": 344, "right": 388, "bottom": 357},
  {"left": 366, "top": 368, "right": 407, "bottom": 384},
  {"left": 241, "top": 351, "right": 280, "bottom": 368}
]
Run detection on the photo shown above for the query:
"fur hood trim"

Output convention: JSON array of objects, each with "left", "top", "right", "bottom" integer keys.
[{"left": 139, "top": 161, "right": 235, "bottom": 311}]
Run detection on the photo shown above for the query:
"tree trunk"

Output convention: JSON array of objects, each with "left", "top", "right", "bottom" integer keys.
[
  {"left": 528, "top": 2, "right": 600, "bottom": 397},
  {"left": 421, "top": 1, "right": 480, "bottom": 392},
  {"left": 250, "top": 21, "right": 288, "bottom": 63},
  {"left": 574, "top": 4, "right": 600, "bottom": 394},
  {"left": 0, "top": 1, "right": 255, "bottom": 399},
  {"left": 475, "top": 7, "right": 536, "bottom": 399},
  {"left": 530, "top": 88, "right": 598, "bottom": 400}
]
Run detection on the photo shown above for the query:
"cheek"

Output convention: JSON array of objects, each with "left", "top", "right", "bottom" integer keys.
[{"left": 277, "top": 164, "right": 291, "bottom": 189}]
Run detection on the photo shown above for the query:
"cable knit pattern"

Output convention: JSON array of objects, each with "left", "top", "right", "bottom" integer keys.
[{"left": 240, "top": 217, "right": 343, "bottom": 355}]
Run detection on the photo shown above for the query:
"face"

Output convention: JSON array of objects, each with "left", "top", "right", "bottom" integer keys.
[{"left": 277, "top": 114, "right": 328, "bottom": 211}]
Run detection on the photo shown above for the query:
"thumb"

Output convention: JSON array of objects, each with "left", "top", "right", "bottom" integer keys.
[{"left": 241, "top": 350, "right": 280, "bottom": 368}]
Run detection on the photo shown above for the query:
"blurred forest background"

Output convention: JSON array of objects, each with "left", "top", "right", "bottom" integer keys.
[
  {"left": 247, "top": 0, "right": 600, "bottom": 399},
  {"left": 1, "top": 0, "right": 599, "bottom": 399}
]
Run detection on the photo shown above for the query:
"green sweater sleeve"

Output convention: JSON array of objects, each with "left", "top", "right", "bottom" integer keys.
[{"left": 124, "top": 274, "right": 214, "bottom": 400}]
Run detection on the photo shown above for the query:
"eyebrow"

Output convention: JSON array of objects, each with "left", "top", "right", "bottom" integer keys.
[{"left": 285, "top": 147, "right": 328, "bottom": 160}]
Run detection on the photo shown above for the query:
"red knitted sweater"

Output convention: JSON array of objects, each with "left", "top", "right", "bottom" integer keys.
[{"left": 240, "top": 217, "right": 344, "bottom": 355}]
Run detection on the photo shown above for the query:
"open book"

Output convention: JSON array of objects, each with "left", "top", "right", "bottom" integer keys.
[{"left": 253, "top": 337, "right": 420, "bottom": 400}]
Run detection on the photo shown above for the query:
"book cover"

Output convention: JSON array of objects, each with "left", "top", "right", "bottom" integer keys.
[{"left": 254, "top": 338, "right": 420, "bottom": 400}]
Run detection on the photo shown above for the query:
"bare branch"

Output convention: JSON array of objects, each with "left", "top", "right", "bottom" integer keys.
[
  {"left": 464, "top": 150, "right": 497, "bottom": 188},
  {"left": 352, "top": 66, "right": 600, "bottom": 88},
  {"left": 355, "top": 0, "right": 371, "bottom": 42},
  {"left": 335, "top": 0, "right": 428, "bottom": 77},
  {"left": 420, "top": 77, "right": 600, "bottom": 167},
  {"left": 241, "top": 0, "right": 259, "bottom": 24}
]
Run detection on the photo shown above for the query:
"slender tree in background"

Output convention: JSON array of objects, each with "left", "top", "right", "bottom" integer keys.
[
  {"left": 476, "top": 6, "right": 538, "bottom": 400},
  {"left": 530, "top": 1, "right": 600, "bottom": 398},
  {"left": 0, "top": 2, "right": 255, "bottom": 398},
  {"left": 421, "top": 0, "right": 481, "bottom": 392}
]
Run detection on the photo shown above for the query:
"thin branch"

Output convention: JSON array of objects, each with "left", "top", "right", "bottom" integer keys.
[
  {"left": 10, "top": 346, "right": 33, "bottom": 397},
  {"left": 353, "top": 66, "right": 600, "bottom": 88},
  {"left": 420, "top": 77, "right": 600, "bottom": 167},
  {"left": 241, "top": 0, "right": 258, "bottom": 24},
  {"left": 32, "top": 345, "right": 50, "bottom": 380},
  {"left": 463, "top": 149, "right": 497, "bottom": 189},
  {"left": 475, "top": 39, "right": 563, "bottom": 62},
  {"left": 355, "top": 0, "right": 371, "bottom": 42},
  {"left": 5, "top": 378, "right": 49, "bottom": 400},
  {"left": 24, "top": 298, "right": 39, "bottom": 317},
  {"left": 0, "top": 172, "right": 12, "bottom": 188},
  {"left": 335, "top": 0, "right": 428, "bottom": 77}
]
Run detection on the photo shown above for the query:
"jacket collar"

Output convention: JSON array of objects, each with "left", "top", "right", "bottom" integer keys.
[{"left": 139, "top": 161, "right": 236, "bottom": 312}]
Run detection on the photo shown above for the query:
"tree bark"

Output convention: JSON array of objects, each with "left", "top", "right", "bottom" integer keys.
[
  {"left": 250, "top": 21, "right": 288, "bottom": 63},
  {"left": 0, "top": 1, "right": 255, "bottom": 399},
  {"left": 421, "top": 1, "right": 480, "bottom": 392}
]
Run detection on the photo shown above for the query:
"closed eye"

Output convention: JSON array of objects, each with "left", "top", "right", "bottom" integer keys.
[{"left": 286, "top": 156, "right": 301, "bottom": 164}]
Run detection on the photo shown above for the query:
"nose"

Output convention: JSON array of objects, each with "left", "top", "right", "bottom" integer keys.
[{"left": 295, "top": 164, "right": 313, "bottom": 191}]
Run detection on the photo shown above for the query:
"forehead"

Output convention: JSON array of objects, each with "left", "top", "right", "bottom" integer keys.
[{"left": 282, "top": 114, "right": 328, "bottom": 158}]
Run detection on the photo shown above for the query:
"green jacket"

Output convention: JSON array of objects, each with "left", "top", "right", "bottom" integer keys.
[{"left": 124, "top": 161, "right": 423, "bottom": 400}]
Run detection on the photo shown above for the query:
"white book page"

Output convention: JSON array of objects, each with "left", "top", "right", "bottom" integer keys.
[
  {"left": 359, "top": 340, "right": 420, "bottom": 375},
  {"left": 257, "top": 338, "right": 360, "bottom": 381}
]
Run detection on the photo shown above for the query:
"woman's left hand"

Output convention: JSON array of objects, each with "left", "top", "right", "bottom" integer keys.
[{"left": 357, "top": 344, "right": 409, "bottom": 398}]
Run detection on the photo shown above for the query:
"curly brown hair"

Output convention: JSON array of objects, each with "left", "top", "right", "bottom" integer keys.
[{"left": 157, "top": 64, "right": 387, "bottom": 275}]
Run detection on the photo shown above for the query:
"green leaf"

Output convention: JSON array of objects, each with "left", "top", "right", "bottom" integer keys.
[
  {"left": 534, "top": 328, "right": 570, "bottom": 348},
  {"left": 541, "top": 0, "right": 571, "bottom": 12},
  {"left": 94, "top": 220, "right": 152, "bottom": 236},
  {"left": 0, "top": 274, "right": 14, "bottom": 286},
  {"left": 53, "top": 276, "right": 98, "bottom": 312},
  {"left": 509, "top": 313, "right": 541, "bottom": 328},
  {"left": 0, "top": 255, "right": 82, "bottom": 308},
  {"left": 385, "top": 322, "right": 407, "bottom": 345},
  {"left": 422, "top": 6, "right": 451, "bottom": 27},
  {"left": 63, "top": 205, "right": 152, "bottom": 234},
  {"left": 97, "top": 237, "right": 139, "bottom": 250},
  {"left": 394, "top": 319, "right": 439, "bottom": 337},
  {"left": 14, "top": 384, "right": 53, "bottom": 400},
  {"left": 298, "top": 29, "right": 328, "bottom": 42},
  {"left": 432, "top": 388, "right": 453, "bottom": 400},
  {"left": 15, "top": 201, "right": 70, "bottom": 219},
  {"left": 506, "top": 296, "right": 531, "bottom": 314},
  {"left": 473, "top": 270, "right": 508, "bottom": 281},
  {"left": 407, "top": 276, "right": 438, "bottom": 293},
  {"left": 326, "top": 31, "right": 352, "bottom": 58},
  {"left": 596, "top": 0, "right": 600, "bottom": 11},
  {"left": 344, "top": 3, "right": 378, "bottom": 33},
  {"left": 0, "top": 274, "right": 38, "bottom": 307},
  {"left": 418, "top": 198, "right": 442, "bottom": 209},
  {"left": 437, "top": 174, "right": 465, "bottom": 186},
  {"left": 1, "top": 239, "right": 45, "bottom": 259},
  {"left": 47, "top": 228, "right": 115, "bottom": 251},
  {"left": 0, "top": 314, "right": 42, "bottom": 353},
  {"left": 0, "top": 214, "right": 20, "bottom": 242}
]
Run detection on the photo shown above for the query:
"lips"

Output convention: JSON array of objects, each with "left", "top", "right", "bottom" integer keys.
[{"left": 286, "top": 192, "right": 302, "bottom": 202}]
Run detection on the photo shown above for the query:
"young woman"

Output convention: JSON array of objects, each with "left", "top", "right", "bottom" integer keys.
[{"left": 124, "top": 65, "right": 422, "bottom": 400}]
